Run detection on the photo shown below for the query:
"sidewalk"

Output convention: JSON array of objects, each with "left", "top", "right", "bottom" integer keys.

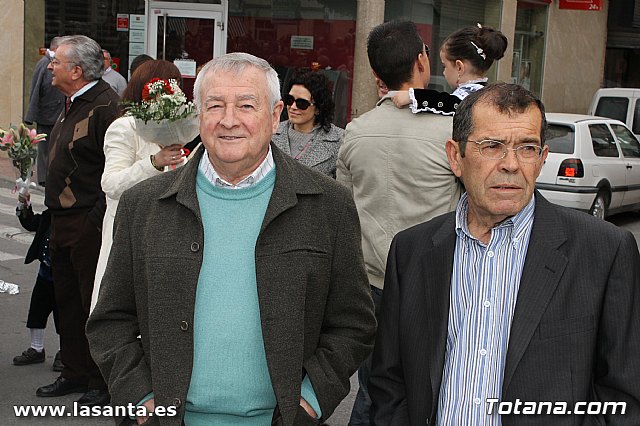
[{"left": 0, "top": 152, "right": 45, "bottom": 195}]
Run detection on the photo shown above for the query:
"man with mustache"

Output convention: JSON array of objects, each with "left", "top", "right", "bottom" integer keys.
[{"left": 369, "top": 82, "right": 640, "bottom": 425}]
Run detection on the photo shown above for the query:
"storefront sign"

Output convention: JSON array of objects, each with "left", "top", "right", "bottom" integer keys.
[
  {"left": 559, "top": 0, "right": 601, "bottom": 10},
  {"left": 117, "top": 14, "right": 129, "bottom": 31},
  {"left": 291, "top": 35, "right": 313, "bottom": 50}
]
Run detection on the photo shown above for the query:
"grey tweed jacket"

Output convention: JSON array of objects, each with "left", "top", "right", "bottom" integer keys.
[
  {"left": 87, "top": 144, "right": 376, "bottom": 426},
  {"left": 272, "top": 120, "right": 344, "bottom": 178}
]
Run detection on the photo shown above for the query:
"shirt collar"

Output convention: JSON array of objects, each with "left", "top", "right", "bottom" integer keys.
[
  {"left": 70, "top": 80, "right": 99, "bottom": 102},
  {"left": 455, "top": 192, "right": 536, "bottom": 243},
  {"left": 198, "top": 146, "right": 275, "bottom": 189}
]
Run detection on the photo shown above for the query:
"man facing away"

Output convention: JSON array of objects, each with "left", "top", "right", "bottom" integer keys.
[
  {"left": 24, "top": 36, "right": 65, "bottom": 186},
  {"left": 87, "top": 52, "right": 376, "bottom": 426},
  {"left": 101, "top": 49, "right": 127, "bottom": 97},
  {"left": 336, "top": 20, "right": 463, "bottom": 425},
  {"left": 369, "top": 82, "right": 640, "bottom": 425},
  {"left": 36, "top": 35, "right": 119, "bottom": 407}
]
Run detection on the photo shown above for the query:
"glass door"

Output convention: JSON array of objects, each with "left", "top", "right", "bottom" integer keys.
[{"left": 148, "top": 1, "right": 225, "bottom": 99}]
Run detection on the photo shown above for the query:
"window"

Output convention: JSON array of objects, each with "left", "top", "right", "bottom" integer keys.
[
  {"left": 546, "top": 124, "right": 575, "bottom": 154},
  {"left": 595, "top": 97, "right": 628, "bottom": 122},
  {"left": 633, "top": 100, "right": 640, "bottom": 134},
  {"left": 611, "top": 124, "right": 640, "bottom": 158},
  {"left": 589, "top": 124, "right": 620, "bottom": 157}
]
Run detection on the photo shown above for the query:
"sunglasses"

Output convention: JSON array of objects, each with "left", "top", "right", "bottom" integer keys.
[{"left": 283, "top": 94, "right": 314, "bottom": 110}]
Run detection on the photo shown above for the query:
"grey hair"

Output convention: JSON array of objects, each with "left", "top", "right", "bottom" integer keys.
[
  {"left": 49, "top": 37, "right": 63, "bottom": 50},
  {"left": 193, "top": 52, "right": 281, "bottom": 113},
  {"left": 58, "top": 35, "right": 104, "bottom": 81},
  {"left": 452, "top": 82, "right": 547, "bottom": 157}
]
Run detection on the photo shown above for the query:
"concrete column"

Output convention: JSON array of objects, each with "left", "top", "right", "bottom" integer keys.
[
  {"left": 0, "top": 0, "right": 25, "bottom": 128},
  {"left": 350, "top": 0, "right": 385, "bottom": 119},
  {"left": 498, "top": 0, "right": 517, "bottom": 84}
]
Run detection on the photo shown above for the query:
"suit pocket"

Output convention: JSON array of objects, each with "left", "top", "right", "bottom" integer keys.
[
  {"left": 539, "top": 315, "right": 595, "bottom": 339},
  {"left": 294, "top": 404, "right": 320, "bottom": 426}
]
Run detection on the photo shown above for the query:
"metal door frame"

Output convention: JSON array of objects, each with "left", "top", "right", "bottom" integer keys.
[{"left": 146, "top": 1, "right": 227, "bottom": 60}]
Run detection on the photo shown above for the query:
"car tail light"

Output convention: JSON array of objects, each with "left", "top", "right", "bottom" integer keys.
[{"left": 558, "top": 159, "right": 584, "bottom": 178}]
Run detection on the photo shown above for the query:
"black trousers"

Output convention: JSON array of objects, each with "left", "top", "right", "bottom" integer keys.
[
  {"left": 50, "top": 212, "right": 106, "bottom": 390},
  {"left": 26, "top": 273, "right": 59, "bottom": 333}
]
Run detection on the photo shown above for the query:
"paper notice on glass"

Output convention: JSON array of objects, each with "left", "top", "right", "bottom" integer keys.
[
  {"left": 130, "top": 14, "right": 146, "bottom": 30},
  {"left": 129, "top": 43, "right": 146, "bottom": 56},
  {"left": 291, "top": 36, "right": 314, "bottom": 50},
  {"left": 174, "top": 59, "right": 197, "bottom": 78},
  {"left": 129, "top": 29, "right": 145, "bottom": 43}
]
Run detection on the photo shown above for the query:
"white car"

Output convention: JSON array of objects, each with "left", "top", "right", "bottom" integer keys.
[{"left": 536, "top": 113, "right": 640, "bottom": 219}]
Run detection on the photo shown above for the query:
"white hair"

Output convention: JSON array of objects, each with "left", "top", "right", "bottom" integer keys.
[{"left": 193, "top": 52, "right": 281, "bottom": 113}]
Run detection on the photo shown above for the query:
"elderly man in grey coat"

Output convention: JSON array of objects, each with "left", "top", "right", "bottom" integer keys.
[{"left": 87, "top": 52, "right": 376, "bottom": 426}]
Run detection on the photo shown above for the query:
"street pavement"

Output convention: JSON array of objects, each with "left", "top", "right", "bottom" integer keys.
[
  {"left": 0, "top": 155, "right": 357, "bottom": 425},
  {"left": 1, "top": 153, "right": 640, "bottom": 425}
]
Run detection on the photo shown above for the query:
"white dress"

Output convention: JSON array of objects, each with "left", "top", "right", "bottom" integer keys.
[{"left": 91, "top": 116, "right": 165, "bottom": 311}]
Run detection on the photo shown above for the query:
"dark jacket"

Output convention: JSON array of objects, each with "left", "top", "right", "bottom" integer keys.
[
  {"left": 369, "top": 194, "right": 640, "bottom": 426},
  {"left": 17, "top": 205, "right": 51, "bottom": 266},
  {"left": 87, "top": 145, "right": 376, "bottom": 426},
  {"left": 25, "top": 55, "right": 65, "bottom": 126},
  {"left": 45, "top": 79, "right": 119, "bottom": 229}
]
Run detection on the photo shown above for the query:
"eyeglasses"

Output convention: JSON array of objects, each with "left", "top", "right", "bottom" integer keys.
[
  {"left": 283, "top": 94, "right": 314, "bottom": 110},
  {"left": 469, "top": 139, "right": 543, "bottom": 163},
  {"left": 49, "top": 59, "right": 76, "bottom": 67},
  {"left": 424, "top": 43, "right": 430, "bottom": 58}
]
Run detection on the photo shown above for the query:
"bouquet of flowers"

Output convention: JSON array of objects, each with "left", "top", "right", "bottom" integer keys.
[
  {"left": 0, "top": 123, "right": 45, "bottom": 194},
  {"left": 123, "top": 78, "right": 199, "bottom": 146}
]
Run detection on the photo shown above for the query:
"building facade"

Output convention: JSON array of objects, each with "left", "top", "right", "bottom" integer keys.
[{"left": 2, "top": 0, "right": 608, "bottom": 129}]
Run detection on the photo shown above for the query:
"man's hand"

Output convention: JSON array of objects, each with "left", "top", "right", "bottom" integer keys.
[
  {"left": 136, "top": 398, "right": 155, "bottom": 425},
  {"left": 299, "top": 397, "right": 317, "bottom": 419}
]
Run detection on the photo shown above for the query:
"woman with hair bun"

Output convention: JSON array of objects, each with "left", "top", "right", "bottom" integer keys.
[
  {"left": 393, "top": 24, "right": 508, "bottom": 115},
  {"left": 272, "top": 69, "right": 344, "bottom": 178}
]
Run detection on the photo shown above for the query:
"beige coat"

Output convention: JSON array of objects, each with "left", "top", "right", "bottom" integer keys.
[
  {"left": 91, "top": 116, "right": 165, "bottom": 311},
  {"left": 337, "top": 97, "right": 463, "bottom": 289}
]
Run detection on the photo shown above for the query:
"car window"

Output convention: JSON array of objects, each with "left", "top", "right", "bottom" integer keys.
[
  {"left": 633, "top": 100, "right": 640, "bottom": 134},
  {"left": 589, "top": 124, "right": 620, "bottom": 158},
  {"left": 611, "top": 123, "right": 640, "bottom": 158},
  {"left": 595, "top": 97, "right": 628, "bottom": 122},
  {"left": 546, "top": 124, "right": 574, "bottom": 154}
]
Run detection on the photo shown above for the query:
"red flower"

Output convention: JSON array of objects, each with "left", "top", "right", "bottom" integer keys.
[
  {"left": 142, "top": 84, "right": 152, "bottom": 101},
  {"left": 163, "top": 80, "right": 173, "bottom": 94}
]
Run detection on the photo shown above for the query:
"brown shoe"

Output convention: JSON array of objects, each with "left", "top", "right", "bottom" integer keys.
[
  {"left": 13, "top": 348, "right": 45, "bottom": 365},
  {"left": 52, "top": 350, "right": 63, "bottom": 372}
]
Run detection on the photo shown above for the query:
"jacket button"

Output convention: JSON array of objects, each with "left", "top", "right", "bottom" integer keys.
[
  {"left": 190, "top": 242, "right": 200, "bottom": 252},
  {"left": 180, "top": 321, "right": 189, "bottom": 331},
  {"left": 173, "top": 398, "right": 182, "bottom": 408}
]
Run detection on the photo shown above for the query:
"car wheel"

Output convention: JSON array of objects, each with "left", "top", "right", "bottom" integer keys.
[{"left": 590, "top": 192, "right": 608, "bottom": 219}]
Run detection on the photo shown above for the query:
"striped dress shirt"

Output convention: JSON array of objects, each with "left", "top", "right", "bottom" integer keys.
[
  {"left": 436, "top": 193, "right": 536, "bottom": 426},
  {"left": 199, "top": 146, "right": 275, "bottom": 189}
]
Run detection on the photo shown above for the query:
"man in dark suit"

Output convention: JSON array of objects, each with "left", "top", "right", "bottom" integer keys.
[
  {"left": 24, "top": 36, "right": 65, "bottom": 186},
  {"left": 369, "top": 82, "right": 640, "bottom": 425},
  {"left": 36, "top": 35, "right": 118, "bottom": 407},
  {"left": 87, "top": 52, "right": 376, "bottom": 425}
]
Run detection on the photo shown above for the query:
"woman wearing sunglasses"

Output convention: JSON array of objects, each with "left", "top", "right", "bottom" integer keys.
[{"left": 272, "top": 69, "right": 344, "bottom": 178}]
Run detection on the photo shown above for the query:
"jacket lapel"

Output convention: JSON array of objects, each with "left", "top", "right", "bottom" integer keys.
[
  {"left": 298, "top": 138, "right": 336, "bottom": 168},
  {"left": 159, "top": 144, "right": 203, "bottom": 222},
  {"left": 259, "top": 145, "right": 321, "bottom": 232},
  {"left": 502, "top": 194, "right": 568, "bottom": 395},
  {"left": 427, "top": 214, "right": 457, "bottom": 417}
]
